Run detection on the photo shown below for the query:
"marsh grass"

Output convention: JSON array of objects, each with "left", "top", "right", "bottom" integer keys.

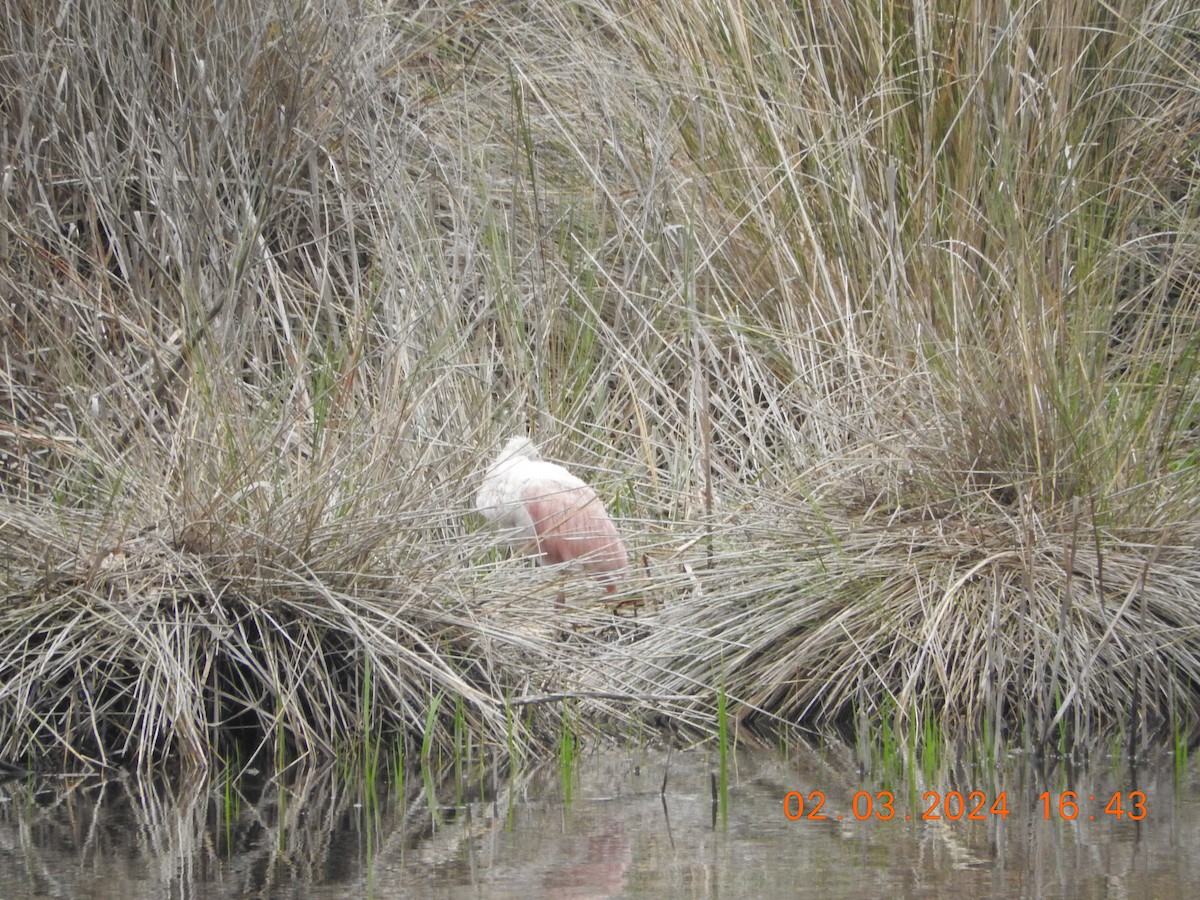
[
  {"left": 716, "top": 682, "right": 730, "bottom": 816},
  {"left": 556, "top": 701, "right": 580, "bottom": 802},
  {"left": 2, "top": 0, "right": 1200, "bottom": 772}
]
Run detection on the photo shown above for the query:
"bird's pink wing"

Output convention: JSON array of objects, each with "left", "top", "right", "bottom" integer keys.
[{"left": 522, "top": 482, "right": 628, "bottom": 592}]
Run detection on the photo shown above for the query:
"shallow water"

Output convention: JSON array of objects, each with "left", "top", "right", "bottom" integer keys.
[{"left": 1, "top": 741, "right": 1196, "bottom": 898}]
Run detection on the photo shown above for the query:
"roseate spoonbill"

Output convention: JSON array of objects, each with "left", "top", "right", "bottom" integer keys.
[{"left": 475, "top": 437, "right": 629, "bottom": 601}]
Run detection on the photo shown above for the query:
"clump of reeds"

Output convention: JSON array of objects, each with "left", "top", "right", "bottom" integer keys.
[
  {"left": 0, "top": 0, "right": 601, "bottom": 772},
  {"left": 586, "top": 0, "right": 1200, "bottom": 748},
  {"left": 2, "top": 0, "right": 1199, "bottom": 772}
]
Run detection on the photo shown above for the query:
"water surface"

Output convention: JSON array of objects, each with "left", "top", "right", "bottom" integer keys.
[{"left": 2, "top": 742, "right": 1195, "bottom": 898}]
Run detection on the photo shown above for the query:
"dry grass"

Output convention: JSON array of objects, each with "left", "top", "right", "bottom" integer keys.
[{"left": 2, "top": 0, "right": 1199, "bottom": 771}]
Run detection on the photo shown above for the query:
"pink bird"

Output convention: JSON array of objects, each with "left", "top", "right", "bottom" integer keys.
[{"left": 475, "top": 437, "right": 629, "bottom": 601}]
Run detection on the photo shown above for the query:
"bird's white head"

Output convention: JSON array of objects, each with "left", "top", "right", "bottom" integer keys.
[{"left": 495, "top": 436, "right": 541, "bottom": 465}]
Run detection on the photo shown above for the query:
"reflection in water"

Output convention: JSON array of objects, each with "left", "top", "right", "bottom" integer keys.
[{"left": 0, "top": 743, "right": 1197, "bottom": 898}]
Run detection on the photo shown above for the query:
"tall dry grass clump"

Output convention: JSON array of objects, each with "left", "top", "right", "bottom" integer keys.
[
  {"left": 0, "top": 0, "right": 593, "bottom": 771},
  {"left": 588, "top": 0, "right": 1200, "bottom": 747},
  {"left": 1, "top": 0, "right": 1199, "bottom": 771}
]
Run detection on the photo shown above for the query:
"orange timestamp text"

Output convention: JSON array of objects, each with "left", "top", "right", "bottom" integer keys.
[
  {"left": 1037, "top": 791, "right": 1147, "bottom": 820},
  {"left": 784, "top": 790, "right": 1011, "bottom": 821},
  {"left": 783, "top": 789, "right": 1148, "bottom": 822}
]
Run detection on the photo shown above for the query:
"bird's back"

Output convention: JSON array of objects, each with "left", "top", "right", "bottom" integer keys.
[
  {"left": 521, "top": 481, "right": 628, "bottom": 589},
  {"left": 476, "top": 457, "right": 582, "bottom": 520}
]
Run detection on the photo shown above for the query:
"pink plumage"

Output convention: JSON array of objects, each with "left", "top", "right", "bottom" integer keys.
[{"left": 476, "top": 437, "right": 628, "bottom": 594}]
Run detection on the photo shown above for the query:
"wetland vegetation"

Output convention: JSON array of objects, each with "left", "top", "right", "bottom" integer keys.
[{"left": 2, "top": 0, "right": 1199, "bottom": 776}]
